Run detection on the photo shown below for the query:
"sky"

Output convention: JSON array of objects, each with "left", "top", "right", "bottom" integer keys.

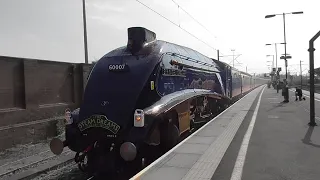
[{"left": 0, "top": 0, "right": 320, "bottom": 74}]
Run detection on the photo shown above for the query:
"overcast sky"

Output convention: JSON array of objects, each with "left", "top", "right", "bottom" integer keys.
[{"left": 0, "top": 0, "right": 319, "bottom": 74}]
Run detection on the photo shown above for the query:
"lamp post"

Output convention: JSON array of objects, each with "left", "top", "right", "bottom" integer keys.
[
  {"left": 266, "top": 55, "right": 274, "bottom": 82},
  {"left": 308, "top": 30, "right": 320, "bottom": 126},
  {"left": 300, "top": 60, "right": 303, "bottom": 89},
  {"left": 266, "top": 55, "right": 274, "bottom": 69},
  {"left": 265, "top": 11, "right": 303, "bottom": 79},
  {"left": 82, "top": 0, "right": 89, "bottom": 64},
  {"left": 265, "top": 11, "right": 303, "bottom": 103},
  {"left": 265, "top": 43, "right": 286, "bottom": 73}
]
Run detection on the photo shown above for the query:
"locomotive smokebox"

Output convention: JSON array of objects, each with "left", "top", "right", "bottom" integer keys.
[{"left": 127, "top": 27, "right": 156, "bottom": 54}]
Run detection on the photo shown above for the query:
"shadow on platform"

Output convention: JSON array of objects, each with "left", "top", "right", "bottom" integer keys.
[
  {"left": 302, "top": 126, "right": 320, "bottom": 148},
  {"left": 266, "top": 102, "right": 284, "bottom": 112}
]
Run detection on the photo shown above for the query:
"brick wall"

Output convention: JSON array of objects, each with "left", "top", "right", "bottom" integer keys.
[{"left": 0, "top": 56, "right": 92, "bottom": 151}]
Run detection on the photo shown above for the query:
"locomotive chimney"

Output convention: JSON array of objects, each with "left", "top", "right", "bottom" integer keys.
[{"left": 127, "top": 27, "right": 156, "bottom": 54}]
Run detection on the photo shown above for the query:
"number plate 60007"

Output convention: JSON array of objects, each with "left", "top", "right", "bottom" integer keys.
[{"left": 108, "top": 64, "right": 129, "bottom": 72}]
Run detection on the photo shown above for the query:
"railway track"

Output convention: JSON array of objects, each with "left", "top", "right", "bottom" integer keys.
[
  {"left": 25, "top": 119, "right": 210, "bottom": 180},
  {"left": 29, "top": 128, "right": 197, "bottom": 180},
  {"left": 300, "top": 84, "right": 320, "bottom": 93},
  {"left": 0, "top": 149, "right": 74, "bottom": 180},
  {"left": 273, "top": 83, "right": 320, "bottom": 94}
]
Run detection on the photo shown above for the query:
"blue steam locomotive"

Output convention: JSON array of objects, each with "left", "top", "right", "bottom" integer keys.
[{"left": 50, "top": 27, "right": 267, "bottom": 176}]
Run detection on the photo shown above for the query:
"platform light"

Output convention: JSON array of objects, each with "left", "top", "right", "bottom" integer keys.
[
  {"left": 134, "top": 109, "right": 145, "bottom": 127},
  {"left": 291, "top": 11, "right": 303, "bottom": 14},
  {"left": 265, "top": 14, "right": 276, "bottom": 18}
]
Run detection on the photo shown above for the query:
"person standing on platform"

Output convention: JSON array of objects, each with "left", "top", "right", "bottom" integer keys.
[
  {"left": 282, "top": 79, "right": 289, "bottom": 103},
  {"left": 268, "top": 81, "right": 271, "bottom": 88},
  {"left": 295, "top": 87, "right": 303, "bottom": 101}
]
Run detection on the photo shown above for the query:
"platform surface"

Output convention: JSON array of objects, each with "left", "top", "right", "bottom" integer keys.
[
  {"left": 236, "top": 87, "right": 320, "bottom": 180},
  {"left": 131, "top": 86, "right": 264, "bottom": 180},
  {"left": 132, "top": 86, "right": 320, "bottom": 180}
]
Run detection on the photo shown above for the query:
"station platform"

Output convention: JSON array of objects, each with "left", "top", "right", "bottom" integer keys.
[{"left": 131, "top": 85, "right": 320, "bottom": 180}]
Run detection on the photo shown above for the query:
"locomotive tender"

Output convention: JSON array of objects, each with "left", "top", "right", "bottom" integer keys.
[{"left": 50, "top": 27, "right": 267, "bottom": 175}]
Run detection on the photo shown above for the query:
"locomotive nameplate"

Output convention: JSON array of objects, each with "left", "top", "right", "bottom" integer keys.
[
  {"left": 162, "top": 68, "right": 186, "bottom": 77},
  {"left": 78, "top": 115, "right": 120, "bottom": 134}
]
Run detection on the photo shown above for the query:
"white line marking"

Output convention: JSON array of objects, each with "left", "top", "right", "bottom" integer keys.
[
  {"left": 269, "top": 101, "right": 281, "bottom": 104},
  {"left": 130, "top": 86, "right": 264, "bottom": 180},
  {"left": 267, "top": 97, "right": 278, "bottom": 100},
  {"left": 288, "top": 89, "right": 320, "bottom": 102},
  {"left": 267, "top": 115, "right": 278, "bottom": 119},
  {"left": 230, "top": 86, "right": 266, "bottom": 180}
]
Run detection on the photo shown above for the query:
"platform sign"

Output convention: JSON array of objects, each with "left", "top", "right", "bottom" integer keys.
[{"left": 280, "top": 56, "right": 292, "bottom": 59}]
